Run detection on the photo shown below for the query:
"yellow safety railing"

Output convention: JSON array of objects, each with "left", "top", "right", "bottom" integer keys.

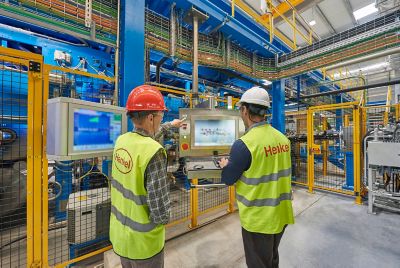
[
  {"left": 306, "top": 102, "right": 362, "bottom": 204},
  {"left": 285, "top": 110, "right": 308, "bottom": 186},
  {"left": 232, "top": 0, "right": 315, "bottom": 50},
  {"left": 0, "top": 47, "right": 45, "bottom": 268},
  {"left": 0, "top": 47, "right": 239, "bottom": 267},
  {"left": 42, "top": 65, "right": 115, "bottom": 268}
]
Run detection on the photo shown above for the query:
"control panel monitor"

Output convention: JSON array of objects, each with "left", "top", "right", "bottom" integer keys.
[
  {"left": 179, "top": 108, "right": 245, "bottom": 157},
  {"left": 193, "top": 119, "right": 236, "bottom": 146},
  {"left": 47, "top": 97, "right": 127, "bottom": 160}
]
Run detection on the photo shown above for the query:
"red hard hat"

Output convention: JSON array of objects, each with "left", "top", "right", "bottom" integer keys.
[{"left": 126, "top": 85, "right": 167, "bottom": 112}]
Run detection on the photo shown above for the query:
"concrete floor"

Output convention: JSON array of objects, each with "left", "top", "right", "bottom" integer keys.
[
  {"left": 161, "top": 187, "right": 400, "bottom": 268},
  {"left": 19, "top": 186, "right": 397, "bottom": 267}
]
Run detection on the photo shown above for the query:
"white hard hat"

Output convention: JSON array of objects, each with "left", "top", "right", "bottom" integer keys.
[{"left": 237, "top": 86, "right": 270, "bottom": 108}]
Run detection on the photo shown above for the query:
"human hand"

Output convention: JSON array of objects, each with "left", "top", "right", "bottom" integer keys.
[
  {"left": 218, "top": 157, "right": 229, "bottom": 168},
  {"left": 170, "top": 118, "right": 185, "bottom": 128}
]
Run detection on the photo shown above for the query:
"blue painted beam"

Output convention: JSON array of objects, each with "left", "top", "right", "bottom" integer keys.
[
  {"left": 119, "top": 0, "right": 145, "bottom": 109},
  {"left": 0, "top": 24, "right": 113, "bottom": 74},
  {"left": 297, "top": 76, "right": 301, "bottom": 110},
  {"left": 162, "top": 0, "right": 285, "bottom": 56},
  {"left": 272, "top": 80, "right": 286, "bottom": 133},
  {"left": 336, "top": 96, "right": 343, "bottom": 130}
]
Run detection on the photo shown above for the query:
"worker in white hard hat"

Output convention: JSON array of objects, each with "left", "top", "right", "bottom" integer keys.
[{"left": 218, "top": 86, "right": 294, "bottom": 268}]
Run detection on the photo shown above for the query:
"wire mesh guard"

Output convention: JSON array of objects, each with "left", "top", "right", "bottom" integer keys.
[
  {"left": 312, "top": 109, "right": 354, "bottom": 193},
  {"left": 362, "top": 106, "right": 398, "bottom": 130},
  {"left": 47, "top": 159, "right": 112, "bottom": 266},
  {"left": 197, "top": 178, "right": 229, "bottom": 214},
  {"left": 0, "top": 0, "right": 118, "bottom": 42},
  {"left": 46, "top": 70, "right": 115, "bottom": 266},
  {"left": 285, "top": 112, "right": 308, "bottom": 185},
  {"left": 0, "top": 59, "right": 29, "bottom": 268},
  {"left": 296, "top": 76, "right": 363, "bottom": 106},
  {"left": 164, "top": 126, "right": 191, "bottom": 224}
]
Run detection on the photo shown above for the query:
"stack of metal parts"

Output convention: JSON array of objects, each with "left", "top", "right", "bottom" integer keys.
[
  {"left": 365, "top": 124, "right": 400, "bottom": 213},
  {"left": 0, "top": 0, "right": 118, "bottom": 43}
]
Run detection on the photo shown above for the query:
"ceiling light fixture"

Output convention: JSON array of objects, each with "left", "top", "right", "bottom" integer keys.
[
  {"left": 353, "top": 3, "right": 378, "bottom": 21},
  {"left": 309, "top": 20, "right": 316, "bottom": 26}
]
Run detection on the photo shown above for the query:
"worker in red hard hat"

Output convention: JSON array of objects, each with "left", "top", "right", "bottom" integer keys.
[{"left": 109, "top": 85, "right": 183, "bottom": 268}]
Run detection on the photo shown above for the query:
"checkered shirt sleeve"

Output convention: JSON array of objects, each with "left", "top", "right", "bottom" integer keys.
[{"left": 145, "top": 148, "right": 171, "bottom": 225}]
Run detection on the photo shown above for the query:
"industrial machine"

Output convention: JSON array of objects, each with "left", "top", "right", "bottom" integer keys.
[
  {"left": 365, "top": 123, "right": 400, "bottom": 213},
  {"left": 45, "top": 97, "right": 127, "bottom": 259},
  {"left": 67, "top": 188, "right": 110, "bottom": 245},
  {"left": 47, "top": 97, "right": 127, "bottom": 160},
  {"left": 179, "top": 108, "right": 245, "bottom": 180}
]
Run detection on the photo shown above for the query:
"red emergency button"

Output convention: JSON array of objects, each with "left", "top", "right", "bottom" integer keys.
[{"left": 181, "top": 143, "right": 189, "bottom": 151}]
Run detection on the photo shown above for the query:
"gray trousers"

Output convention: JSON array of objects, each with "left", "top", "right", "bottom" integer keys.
[
  {"left": 120, "top": 249, "right": 164, "bottom": 268},
  {"left": 241, "top": 226, "right": 286, "bottom": 268}
]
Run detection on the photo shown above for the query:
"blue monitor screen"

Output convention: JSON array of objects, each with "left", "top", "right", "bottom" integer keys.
[
  {"left": 73, "top": 108, "right": 122, "bottom": 151},
  {"left": 194, "top": 119, "right": 236, "bottom": 146}
]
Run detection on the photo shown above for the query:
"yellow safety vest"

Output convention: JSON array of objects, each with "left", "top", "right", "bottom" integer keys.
[
  {"left": 236, "top": 123, "right": 294, "bottom": 234},
  {"left": 109, "top": 132, "right": 166, "bottom": 259}
]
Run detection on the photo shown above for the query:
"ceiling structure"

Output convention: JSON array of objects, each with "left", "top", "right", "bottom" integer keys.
[
  {"left": 241, "top": 0, "right": 399, "bottom": 103},
  {"left": 146, "top": 0, "right": 399, "bottom": 103},
  {"left": 243, "top": 0, "right": 397, "bottom": 47}
]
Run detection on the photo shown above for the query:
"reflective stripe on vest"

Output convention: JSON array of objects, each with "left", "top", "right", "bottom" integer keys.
[
  {"left": 236, "top": 192, "right": 292, "bottom": 207},
  {"left": 110, "top": 179, "right": 147, "bottom": 206},
  {"left": 240, "top": 167, "right": 291, "bottom": 185},
  {"left": 237, "top": 123, "right": 294, "bottom": 234},
  {"left": 110, "top": 132, "right": 166, "bottom": 259},
  {"left": 111, "top": 205, "right": 157, "bottom": 232}
]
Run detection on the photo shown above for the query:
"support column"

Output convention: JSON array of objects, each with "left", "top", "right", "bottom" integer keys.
[
  {"left": 272, "top": 79, "right": 286, "bottom": 133},
  {"left": 225, "top": 38, "right": 231, "bottom": 67},
  {"left": 185, "top": 81, "right": 191, "bottom": 92},
  {"left": 395, "top": 70, "right": 400, "bottom": 104},
  {"left": 322, "top": 117, "right": 328, "bottom": 176},
  {"left": 335, "top": 95, "right": 343, "bottom": 130},
  {"left": 169, "top": 4, "right": 177, "bottom": 58},
  {"left": 192, "top": 14, "right": 199, "bottom": 106},
  {"left": 297, "top": 76, "right": 301, "bottom": 111},
  {"left": 119, "top": 0, "right": 145, "bottom": 108}
]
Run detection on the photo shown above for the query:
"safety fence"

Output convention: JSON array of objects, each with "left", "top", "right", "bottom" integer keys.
[
  {"left": 0, "top": 47, "right": 34, "bottom": 268},
  {"left": 307, "top": 103, "right": 360, "bottom": 201},
  {"left": 3, "top": 45, "right": 396, "bottom": 267},
  {"left": 43, "top": 65, "right": 116, "bottom": 267},
  {"left": 286, "top": 102, "right": 362, "bottom": 204},
  {"left": 285, "top": 111, "right": 308, "bottom": 186},
  {"left": 0, "top": 47, "right": 240, "bottom": 267}
]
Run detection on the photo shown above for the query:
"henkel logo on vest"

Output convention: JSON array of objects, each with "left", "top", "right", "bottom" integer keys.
[
  {"left": 114, "top": 148, "right": 133, "bottom": 174},
  {"left": 264, "top": 143, "right": 289, "bottom": 157}
]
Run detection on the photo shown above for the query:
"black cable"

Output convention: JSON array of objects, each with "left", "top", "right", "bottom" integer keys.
[{"left": 300, "top": 79, "right": 400, "bottom": 99}]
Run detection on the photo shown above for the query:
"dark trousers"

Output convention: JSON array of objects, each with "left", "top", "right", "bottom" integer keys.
[
  {"left": 120, "top": 249, "right": 164, "bottom": 268},
  {"left": 241, "top": 227, "right": 286, "bottom": 268}
]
